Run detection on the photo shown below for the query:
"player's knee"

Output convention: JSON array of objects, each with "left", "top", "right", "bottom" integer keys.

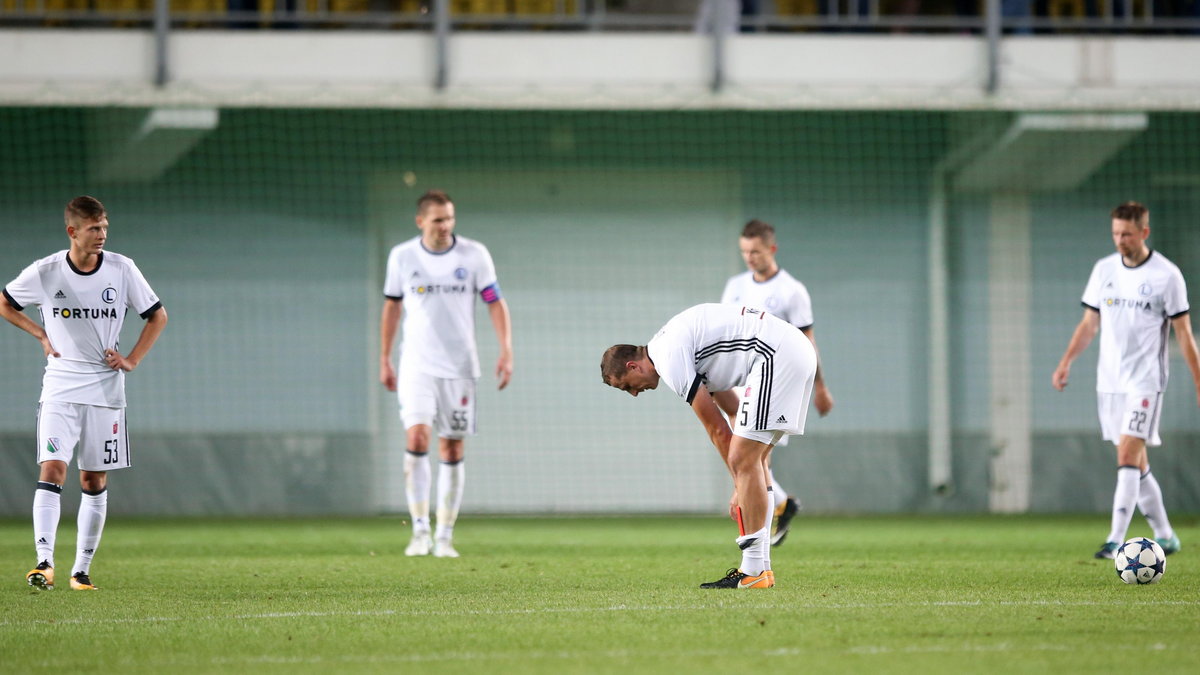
[
  {"left": 79, "top": 471, "right": 107, "bottom": 493},
  {"left": 439, "top": 438, "right": 464, "bottom": 463},
  {"left": 406, "top": 426, "right": 432, "bottom": 452},
  {"left": 38, "top": 460, "right": 67, "bottom": 485},
  {"left": 727, "top": 446, "right": 763, "bottom": 475}
]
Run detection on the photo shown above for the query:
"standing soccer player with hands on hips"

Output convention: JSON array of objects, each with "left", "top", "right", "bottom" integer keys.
[
  {"left": 717, "top": 219, "right": 833, "bottom": 546},
  {"left": 1052, "top": 202, "right": 1200, "bottom": 560},
  {"left": 379, "top": 190, "right": 513, "bottom": 559},
  {"left": 1, "top": 196, "right": 167, "bottom": 590},
  {"left": 602, "top": 303, "right": 817, "bottom": 588}
]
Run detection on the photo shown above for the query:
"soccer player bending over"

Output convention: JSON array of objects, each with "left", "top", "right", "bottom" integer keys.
[
  {"left": 1052, "top": 202, "right": 1200, "bottom": 560},
  {"left": 602, "top": 303, "right": 816, "bottom": 588},
  {"left": 2, "top": 196, "right": 167, "bottom": 590}
]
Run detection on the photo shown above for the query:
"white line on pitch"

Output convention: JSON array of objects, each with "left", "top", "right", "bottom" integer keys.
[{"left": 2, "top": 598, "right": 1198, "bottom": 628}]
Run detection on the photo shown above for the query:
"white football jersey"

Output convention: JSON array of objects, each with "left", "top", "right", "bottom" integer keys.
[
  {"left": 720, "top": 268, "right": 814, "bottom": 330},
  {"left": 383, "top": 235, "right": 500, "bottom": 379},
  {"left": 648, "top": 303, "right": 806, "bottom": 404},
  {"left": 1081, "top": 250, "right": 1190, "bottom": 394},
  {"left": 4, "top": 251, "right": 161, "bottom": 407}
]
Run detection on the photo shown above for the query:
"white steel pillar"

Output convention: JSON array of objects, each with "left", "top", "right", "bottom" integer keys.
[{"left": 987, "top": 192, "right": 1033, "bottom": 513}]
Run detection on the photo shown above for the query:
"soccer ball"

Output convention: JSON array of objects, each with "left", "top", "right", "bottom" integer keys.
[{"left": 1114, "top": 537, "right": 1166, "bottom": 585}]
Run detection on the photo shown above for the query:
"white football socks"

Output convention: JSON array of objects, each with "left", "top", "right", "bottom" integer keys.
[
  {"left": 770, "top": 476, "right": 788, "bottom": 507},
  {"left": 404, "top": 450, "right": 431, "bottom": 534},
  {"left": 435, "top": 460, "right": 465, "bottom": 542},
  {"left": 736, "top": 486, "right": 773, "bottom": 576},
  {"left": 1137, "top": 469, "right": 1174, "bottom": 541},
  {"left": 737, "top": 527, "right": 769, "bottom": 577},
  {"left": 1106, "top": 466, "right": 1140, "bottom": 544},
  {"left": 73, "top": 489, "right": 107, "bottom": 576},
  {"left": 761, "top": 487, "right": 774, "bottom": 573},
  {"left": 33, "top": 482, "right": 61, "bottom": 567}
]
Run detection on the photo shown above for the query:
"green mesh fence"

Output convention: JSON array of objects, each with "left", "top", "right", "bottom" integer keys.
[{"left": 1, "top": 108, "right": 1198, "bottom": 515}]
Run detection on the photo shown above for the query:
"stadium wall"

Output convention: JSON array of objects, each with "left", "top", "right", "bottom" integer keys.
[{"left": 1, "top": 35, "right": 1199, "bottom": 517}]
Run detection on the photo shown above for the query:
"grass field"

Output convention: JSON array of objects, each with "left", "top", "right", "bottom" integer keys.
[{"left": 1, "top": 514, "right": 1197, "bottom": 673}]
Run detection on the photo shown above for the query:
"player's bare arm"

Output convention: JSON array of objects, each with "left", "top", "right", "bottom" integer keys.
[
  {"left": 379, "top": 297, "right": 403, "bottom": 391},
  {"left": 801, "top": 327, "right": 833, "bottom": 416},
  {"left": 0, "top": 297, "right": 61, "bottom": 358},
  {"left": 1170, "top": 312, "right": 1200, "bottom": 408},
  {"left": 710, "top": 388, "right": 740, "bottom": 431},
  {"left": 691, "top": 383, "right": 741, "bottom": 520},
  {"left": 488, "top": 298, "right": 513, "bottom": 390},
  {"left": 690, "top": 383, "right": 735, "bottom": 472},
  {"left": 104, "top": 306, "right": 167, "bottom": 372},
  {"left": 1053, "top": 308, "right": 1100, "bottom": 391}
]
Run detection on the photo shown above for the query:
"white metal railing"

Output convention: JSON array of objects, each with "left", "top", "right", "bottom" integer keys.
[{"left": 3, "top": 1, "right": 1198, "bottom": 93}]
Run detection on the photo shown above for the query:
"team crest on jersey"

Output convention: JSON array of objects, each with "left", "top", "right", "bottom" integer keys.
[
  {"left": 46, "top": 438, "right": 61, "bottom": 454},
  {"left": 101, "top": 287, "right": 117, "bottom": 304},
  {"left": 454, "top": 267, "right": 468, "bottom": 280}
]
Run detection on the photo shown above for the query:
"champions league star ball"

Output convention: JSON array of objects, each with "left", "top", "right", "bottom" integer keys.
[{"left": 1114, "top": 537, "right": 1166, "bottom": 585}]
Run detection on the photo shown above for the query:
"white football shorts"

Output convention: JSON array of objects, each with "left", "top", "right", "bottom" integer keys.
[
  {"left": 37, "top": 401, "right": 130, "bottom": 471},
  {"left": 1097, "top": 392, "right": 1162, "bottom": 447},
  {"left": 731, "top": 329, "right": 816, "bottom": 445},
  {"left": 397, "top": 369, "right": 477, "bottom": 439}
]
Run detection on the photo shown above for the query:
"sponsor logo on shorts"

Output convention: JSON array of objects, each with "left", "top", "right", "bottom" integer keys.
[
  {"left": 776, "top": 415, "right": 788, "bottom": 424},
  {"left": 46, "top": 438, "right": 61, "bottom": 454}
]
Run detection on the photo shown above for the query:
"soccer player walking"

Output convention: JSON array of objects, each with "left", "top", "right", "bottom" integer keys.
[
  {"left": 2, "top": 196, "right": 167, "bottom": 590},
  {"left": 717, "top": 219, "right": 833, "bottom": 546},
  {"left": 602, "top": 303, "right": 817, "bottom": 588},
  {"left": 379, "top": 190, "right": 513, "bottom": 558},
  {"left": 1052, "top": 202, "right": 1200, "bottom": 559}
]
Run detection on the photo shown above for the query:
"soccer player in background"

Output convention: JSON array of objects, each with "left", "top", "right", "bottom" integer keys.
[
  {"left": 1052, "top": 202, "right": 1200, "bottom": 560},
  {"left": 379, "top": 190, "right": 513, "bottom": 559},
  {"left": 1, "top": 196, "right": 167, "bottom": 590},
  {"left": 716, "top": 219, "right": 833, "bottom": 546},
  {"left": 602, "top": 303, "right": 817, "bottom": 588}
]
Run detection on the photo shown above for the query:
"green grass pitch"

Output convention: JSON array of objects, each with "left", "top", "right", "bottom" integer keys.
[{"left": 1, "top": 514, "right": 1197, "bottom": 673}]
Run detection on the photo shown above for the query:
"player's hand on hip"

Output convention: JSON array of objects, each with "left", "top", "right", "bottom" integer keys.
[
  {"left": 495, "top": 353, "right": 513, "bottom": 390},
  {"left": 1051, "top": 364, "right": 1070, "bottom": 391},
  {"left": 104, "top": 349, "right": 134, "bottom": 372},
  {"left": 40, "top": 336, "right": 60, "bottom": 358},
  {"left": 380, "top": 362, "right": 397, "bottom": 392},
  {"left": 814, "top": 387, "right": 834, "bottom": 417}
]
